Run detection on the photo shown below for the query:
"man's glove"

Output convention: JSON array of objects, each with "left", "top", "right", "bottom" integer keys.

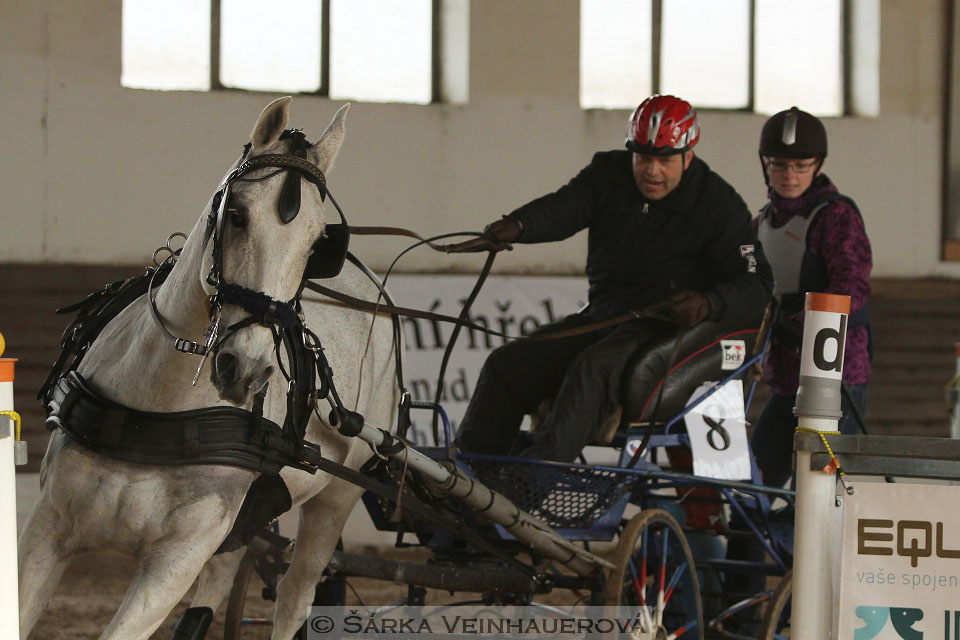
[
  {"left": 444, "top": 217, "right": 523, "bottom": 253},
  {"left": 482, "top": 218, "right": 522, "bottom": 249},
  {"left": 668, "top": 290, "right": 712, "bottom": 328}
]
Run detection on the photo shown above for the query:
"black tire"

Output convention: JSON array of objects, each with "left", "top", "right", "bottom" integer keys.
[
  {"left": 604, "top": 509, "right": 705, "bottom": 640},
  {"left": 759, "top": 570, "right": 792, "bottom": 640},
  {"left": 223, "top": 546, "right": 261, "bottom": 640},
  {"left": 223, "top": 537, "right": 346, "bottom": 640}
]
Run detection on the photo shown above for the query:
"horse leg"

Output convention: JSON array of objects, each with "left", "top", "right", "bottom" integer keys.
[
  {"left": 270, "top": 480, "right": 363, "bottom": 640},
  {"left": 18, "top": 498, "right": 73, "bottom": 638},
  {"left": 190, "top": 547, "right": 246, "bottom": 612},
  {"left": 97, "top": 538, "right": 228, "bottom": 640},
  {"left": 96, "top": 482, "right": 248, "bottom": 640}
]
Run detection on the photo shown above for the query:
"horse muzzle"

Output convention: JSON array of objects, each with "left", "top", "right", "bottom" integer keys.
[{"left": 210, "top": 348, "right": 276, "bottom": 406}]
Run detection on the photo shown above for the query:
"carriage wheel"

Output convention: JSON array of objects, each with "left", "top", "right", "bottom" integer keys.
[
  {"left": 759, "top": 570, "right": 792, "bottom": 640},
  {"left": 223, "top": 537, "right": 346, "bottom": 640},
  {"left": 223, "top": 544, "right": 267, "bottom": 640},
  {"left": 603, "top": 509, "right": 704, "bottom": 640}
]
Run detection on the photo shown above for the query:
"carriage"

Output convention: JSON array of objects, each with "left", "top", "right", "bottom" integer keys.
[
  {"left": 220, "top": 302, "right": 797, "bottom": 640},
  {"left": 19, "top": 97, "right": 796, "bottom": 640}
]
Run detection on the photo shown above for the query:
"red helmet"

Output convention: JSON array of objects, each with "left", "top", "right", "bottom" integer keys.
[{"left": 625, "top": 95, "right": 700, "bottom": 155}]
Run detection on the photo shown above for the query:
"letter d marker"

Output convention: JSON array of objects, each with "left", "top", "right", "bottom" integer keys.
[{"left": 795, "top": 292, "right": 851, "bottom": 426}]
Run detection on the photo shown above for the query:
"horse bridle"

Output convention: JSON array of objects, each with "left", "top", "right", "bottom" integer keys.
[{"left": 147, "top": 130, "right": 361, "bottom": 440}]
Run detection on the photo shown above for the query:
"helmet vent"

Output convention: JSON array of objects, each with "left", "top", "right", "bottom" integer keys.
[
  {"left": 646, "top": 108, "right": 664, "bottom": 144},
  {"left": 782, "top": 111, "right": 798, "bottom": 146}
]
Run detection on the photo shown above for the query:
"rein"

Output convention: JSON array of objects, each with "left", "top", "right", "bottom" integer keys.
[
  {"left": 305, "top": 224, "right": 679, "bottom": 444},
  {"left": 305, "top": 277, "right": 674, "bottom": 342}
]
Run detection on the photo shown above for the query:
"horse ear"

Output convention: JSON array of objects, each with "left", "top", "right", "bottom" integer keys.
[
  {"left": 309, "top": 103, "right": 349, "bottom": 174},
  {"left": 250, "top": 96, "right": 292, "bottom": 152}
]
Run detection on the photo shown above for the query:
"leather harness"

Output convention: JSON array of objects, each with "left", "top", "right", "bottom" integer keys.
[
  {"left": 47, "top": 371, "right": 323, "bottom": 474},
  {"left": 41, "top": 131, "right": 367, "bottom": 475}
]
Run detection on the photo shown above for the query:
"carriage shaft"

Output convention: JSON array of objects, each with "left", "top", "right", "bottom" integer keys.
[
  {"left": 328, "top": 550, "right": 542, "bottom": 594},
  {"left": 354, "top": 423, "right": 613, "bottom": 576}
]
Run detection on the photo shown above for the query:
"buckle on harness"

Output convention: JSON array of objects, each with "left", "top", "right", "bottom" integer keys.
[{"left": 175, "top": 338, "right": 208, "bottom": 355}]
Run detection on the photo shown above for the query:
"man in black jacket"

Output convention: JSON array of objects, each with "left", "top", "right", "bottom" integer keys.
[{"left": 455, "top": 94, "right": 773, "bottom": 462}]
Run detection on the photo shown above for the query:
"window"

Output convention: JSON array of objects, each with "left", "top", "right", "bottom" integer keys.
[
  {"left": 580, "top": 0, "right": 854, "bottom": 116},
  {"left": 122, "top": 0, "right": 437, "bottom": 105}
]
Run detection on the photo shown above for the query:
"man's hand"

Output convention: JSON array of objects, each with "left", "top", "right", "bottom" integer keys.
[
  {"left": 668, "top": 290, "right": 712, "bottom": 328},
  {"left": 444, "top": 218, "right": 522, "bottom": 253},
  {"left": 482, "top": 218, "right": 522, "bottom": 249}
]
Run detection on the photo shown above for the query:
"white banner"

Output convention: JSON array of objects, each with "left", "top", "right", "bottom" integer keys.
[
  {"left": 683, "top": 380, "right": 750, "bottom": 480},
  {"left": 386, "top": 275, "right": 588, "bottom": 446},
  {"left": 839, "top": 481, "right": 960, "bottom": 639}
]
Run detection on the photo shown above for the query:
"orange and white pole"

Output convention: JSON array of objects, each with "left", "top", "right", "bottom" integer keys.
[
  {"left": 793, "top": 292, "right": 850, "bottom": 640},
  {"left": 0, "top": 331, "right": 20, "bottom": 640}
]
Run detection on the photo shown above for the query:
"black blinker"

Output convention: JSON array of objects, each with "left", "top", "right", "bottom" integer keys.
[
  {"left": 278, "top": 170, "right": 301, "bottom": 223},
  {"left": 278, "top": 130, "right": 309, "bottom": 224}
]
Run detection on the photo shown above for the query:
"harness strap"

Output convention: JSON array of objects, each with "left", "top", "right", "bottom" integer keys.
[
  {"left": 46, "top": 372, "right": 323, "bottom": 475},
  {"left": 39, "top": 265, "right": 174, "bottom": 403},
  {"left": 304, "top": 280, "right": 675, "bottom": 342},
  {"left": 348, "top": 225, "right": 476, "bottom": 253},
  {"left": 430, "top": 250, "right": 497, "bottom": 442},
  {"left": 342, "top": 253, "right": 413, "bottom": 438}
]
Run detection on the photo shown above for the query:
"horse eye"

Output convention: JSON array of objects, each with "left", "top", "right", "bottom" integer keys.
[{"left": 227, "top": 208, "right": 247, "bottom": 229}]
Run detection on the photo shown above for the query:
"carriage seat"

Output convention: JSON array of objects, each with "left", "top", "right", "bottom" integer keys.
[{"left": 596, "top": 310, "right": 766, "bottom": 445}]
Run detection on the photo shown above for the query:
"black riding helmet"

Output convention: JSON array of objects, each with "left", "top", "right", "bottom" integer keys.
[{"left": 759, "top": 106, "right": 827, "bottom": 187}]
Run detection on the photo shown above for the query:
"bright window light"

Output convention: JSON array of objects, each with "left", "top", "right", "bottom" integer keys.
[
  {"left": 220, "top": 0, "right": 322, "bottom": 93},
  {"left": 329, "top": 0, "right": 433, "bottom": 104},
  {"left": 754, "top": 0, "right": 844, "bottom": 116},
  {"left": 661, "top": 0, "right": 750, "bottom": 109},
  {"left": 580, "top": 0, "right": 652, "bottom": 109},
  {"left": 121, "top": 0, "right": 210, "bottom": 91}
]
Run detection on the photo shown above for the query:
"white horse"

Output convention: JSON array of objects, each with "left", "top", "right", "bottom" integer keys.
[{"left": 18, "top": 97, "right": 399, "bottom": 639}]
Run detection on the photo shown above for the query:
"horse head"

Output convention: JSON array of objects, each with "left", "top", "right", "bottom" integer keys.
[{"left": 202, "top": 97, "right": 348, "bottom": 405}]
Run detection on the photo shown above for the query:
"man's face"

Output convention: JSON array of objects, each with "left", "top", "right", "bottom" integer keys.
[
  {"left": 632, "top": 151, "right": 693, "bottom": 200},
  {"left": 764, "top": 156, "right": 821, "bottom": 199}
]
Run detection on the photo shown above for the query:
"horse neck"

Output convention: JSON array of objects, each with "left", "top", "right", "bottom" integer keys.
[
  {"left": 76, "top": 215, "right": 221, "bottom": 410},
  {"left": 153, "top": 217, "right": 213, "bottom": 342}
]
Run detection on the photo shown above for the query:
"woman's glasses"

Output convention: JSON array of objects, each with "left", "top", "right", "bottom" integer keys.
[{"left": 765, "top": 159, "right": 818, "bottom": 174}]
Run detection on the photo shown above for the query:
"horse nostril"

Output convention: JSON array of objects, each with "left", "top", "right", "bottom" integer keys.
[
  {"left": 216, "top": 352, "right": 239, "bottom": 383},
  {"left": 250, "top": 365, "right": 276, "bottom": 395}
]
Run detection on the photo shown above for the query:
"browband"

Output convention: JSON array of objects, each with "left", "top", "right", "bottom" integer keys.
[{"left": 235, "top": 153, "right": 328, "bottom": 197}]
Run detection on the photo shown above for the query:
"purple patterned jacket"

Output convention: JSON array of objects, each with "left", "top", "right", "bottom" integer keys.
[{"left": 751, "top": 175, "right": 872, "bottom": 395}]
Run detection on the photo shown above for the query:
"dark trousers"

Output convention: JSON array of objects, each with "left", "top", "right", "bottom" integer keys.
[
  {"left": 750, "top": 383, "right": 868, "bottom": 489},
  {"left": 455, "top": 314, "right": 677, "bottom": 462}
]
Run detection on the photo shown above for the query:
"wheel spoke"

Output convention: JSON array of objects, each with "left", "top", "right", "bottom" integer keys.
[
  {"left": 628, "top": 558, "right": 646, "bottom": 605},
  {"left": 666, "top": 618, "right": 698, "bottom": 639},
  {"left": 627, "top": 559, "right": 655, "bottom": 631},
  {"left": 640, "top": 526, "right": 649, "bottom": 606},
  {"left": 655, "top": 526, "right": 669, "bottom": 628},
  {"left": 663, "top": 562, "right": 689, "bottom": 607},
  {"left": 609, "top": 510, "right": 704, "bottom": 640}
]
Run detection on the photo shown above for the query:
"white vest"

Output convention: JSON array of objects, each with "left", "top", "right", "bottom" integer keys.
[{"left": 756, "top": 202, "right": 831, "bottom": 299}]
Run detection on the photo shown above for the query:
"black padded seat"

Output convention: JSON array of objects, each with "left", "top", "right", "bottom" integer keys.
[{"left": 619, "top": 310, "right": 765, "bottom": 428}]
